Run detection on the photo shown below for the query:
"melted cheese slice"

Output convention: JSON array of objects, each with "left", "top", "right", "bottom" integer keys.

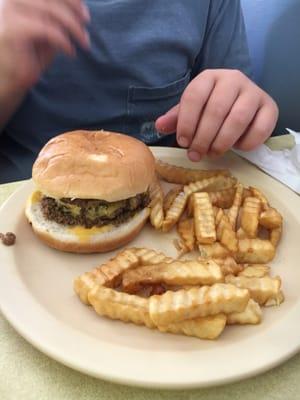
[
  {"left": 68, "top": 225, "right": 113, "bottom": 242},
  {"left": 30, "top": 190, "right": 42, "bottom": 204}
]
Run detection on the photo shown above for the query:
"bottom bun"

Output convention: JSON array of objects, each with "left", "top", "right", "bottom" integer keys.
[{"left": 25, "top": 196, "right": 150, "bottom": 253}]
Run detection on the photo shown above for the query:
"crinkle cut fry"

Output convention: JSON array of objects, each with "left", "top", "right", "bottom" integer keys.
[
  {"left": 213, "top": 257, "right": 242, "bottom": 276},
  {"left": 189, "top": 189, "right": 236, "bottom": 214},
  {"left": 265, "top": 290, "right": 284, "bottom": 307},
  {"left": 208, "top": 188, "right": 236, "bottom": 209},
  {"left": 216, "top": 211, "right": 238, "bottom": 253},
  {"left": 227, "top": 183, "right": 244, "bottom": 230},
  {"left": 235, "top": 239, "right": 275, "bottom": 264},
  {"left": 88, "top": 285, "right": 155, "bottom": 328},
  {"left": 149, "top": 283, "right": 250, "bottom": 326},
  {"left": 157, "top": 314, "right": 227, "bottom": 340},
  {"left": 184, "top": 176, "right": 237, "bottom": 196},
  {"left": 241, "top": 196, "right": 261, "bottom": 238},
  {"left": 250, "top": 186, "right": 269, "bottom": 211},
  {"left": 193, "top": 192, "right": 216, "bottom": 244},
  {"left": 186, "top": 195, "right": 194, "bottom": 217},
  {"left": 162, "top": 176, "right": 236, "bottom": 232},
  {"left": 238, "top": 265, "right": 270, "bottom": 278},
  {"left": 74, "top": 268, "right": 107, "bottom": 305},
  {"left": 74, "top": 247, "right": 174, "bottom": 304},
  {"left": 89, "top": 285, "right": 227, "bottom": 340},
  {"left": 225, "top": 274, "right": 281, "bottom": 305},
  {"left": 155, "top": 159, "right": 230, "bottom": 184},
  {"left": 199, "top": 242, "right": 230, "bottom": 259},
  {"left": 149, "top": 176, "right": 164, "bottom": 230},
  {"left": 74, "top": 248, "right": 139, "bottom": 304},
  {"left": 131, "top": 247, "right": 174, "bottom": 265},
  {"left": 259, "top": 208, "right": 283, "bottom": 229},
  {"left": 214, "top": 208, "right": 224, "bottom": 227},
  {"left": 227, "top": 299, "right": 262, "bottom": 325},
  {"left": 177, "top": 218, "right": 195, "bottom": 252},
  {"left": 270, "top": 226, "right": 282, "bottom": 248},
  {"left": 163, "top": 186, "right": 183, "bottom": 213},
  {"left": 122, "top": 259, "right": 223, "bottom": 293},
  {"left": 173, "top": 237, "right": 190, "bottom": 256},
  {"left": 162, "top": 190, "right": 188, "bottom": 232},
  {"left": 236, "top": 227, "right": 247, "bottom": 239}
]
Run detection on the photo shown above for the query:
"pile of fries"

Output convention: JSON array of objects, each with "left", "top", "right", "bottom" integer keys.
[{"left": 74, "top": 160, "right": 284, "bottom": 340}]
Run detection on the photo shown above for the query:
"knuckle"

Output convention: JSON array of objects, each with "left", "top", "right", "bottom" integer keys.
[
  {"left": 229, "top": 69, "right": 244, "bottom": 80},
  {"left": 199, "top": 69, "right": 213, "bottom": 79}
]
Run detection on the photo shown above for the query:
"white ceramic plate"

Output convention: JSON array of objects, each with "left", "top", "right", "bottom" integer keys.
[{"left": 0, "top": 148, "right": 300, "bottom": 389}]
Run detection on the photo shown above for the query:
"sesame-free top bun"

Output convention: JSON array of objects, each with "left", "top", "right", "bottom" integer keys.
[{"left": 32, "top": 130, "right": 155, "bottom": 201}]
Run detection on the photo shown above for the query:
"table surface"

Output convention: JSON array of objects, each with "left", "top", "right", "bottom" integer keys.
[{"left": 0, "top": 180, "right": 299, "bottom": 400}]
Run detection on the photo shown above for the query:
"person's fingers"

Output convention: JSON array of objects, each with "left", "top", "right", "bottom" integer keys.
[
  {"left": 234, "top": 99, "right": 279, "bottom": 151},
  {"left": 207, "top": 90, "right": 260, "bottom": 157},
  {"left": 155, "top": 104, "right": 179, "bottom": 135},
  {"left": 155, "top": 70, "right": 216, "bottom": 147},
  {"left": 60, "top": 0, "right": 91, "bottom": 21},
  {"left": 13, "top": 13, "right": 76, "bottom": 57},
  {"left": 156, "top": 69, "right": 278, "bottom": 157},
  {"left": 12, "top": 0, "right": 90, "bottom": 49},
  {"left": 187, "top": 79, "right": 240, "bottom": 161},
  {"left": 176, "top": 71, "right": 216, "bottom": 148},
  {"left": 13, "top": 0, "right": 90, "bottom": 22}
]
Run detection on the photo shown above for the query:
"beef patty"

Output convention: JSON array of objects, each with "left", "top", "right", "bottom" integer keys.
[{"left": 41, "top": 192, "right": 149, "bottom": 228}]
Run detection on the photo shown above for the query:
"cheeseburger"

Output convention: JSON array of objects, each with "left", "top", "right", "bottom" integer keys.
[{"left": 25, "top": 130, "right": 155, "bottom": 253}]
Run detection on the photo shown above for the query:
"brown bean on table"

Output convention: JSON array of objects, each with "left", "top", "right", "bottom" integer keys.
[{"left": 0, "top": 232, "right": 16, "bottom": 246}]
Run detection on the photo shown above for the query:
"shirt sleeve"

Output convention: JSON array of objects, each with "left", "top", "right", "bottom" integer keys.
[{"left": 192, "top": 0, "right": 253, "bottom": 78}]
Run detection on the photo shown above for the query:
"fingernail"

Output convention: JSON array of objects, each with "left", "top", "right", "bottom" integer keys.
[
  {"left": 188, "top": 151, "right": 201, "bottom": 162},
  {"left": 178, "top": 136, "right": 189, "bottom": 148},
  {"left": 157, "top": 125, "right": 166, "bottom": 134},
  {"left": 156, "top": 123, "right": 169, "bottom": 135}
]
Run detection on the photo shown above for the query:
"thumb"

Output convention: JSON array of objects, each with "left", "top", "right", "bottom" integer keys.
[{"left": 155, "top": 104, "right": 179, "bottom": 135}]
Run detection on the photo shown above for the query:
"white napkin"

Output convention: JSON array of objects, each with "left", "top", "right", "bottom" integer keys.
[{"left": 233, "top": 129, "right": 300, "bottom": 194}]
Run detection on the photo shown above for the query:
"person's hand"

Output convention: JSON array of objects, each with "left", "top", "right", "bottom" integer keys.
[
  {"left": 0, "top": 0, "right": 90, "bottom": 90},
  {"left": 155, "top": 69, "right": 279, "bottom": 161}
]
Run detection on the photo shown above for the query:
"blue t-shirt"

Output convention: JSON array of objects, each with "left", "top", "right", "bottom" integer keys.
[{"left": 0, "top": 0, "right": 251, "bottom": 183}]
